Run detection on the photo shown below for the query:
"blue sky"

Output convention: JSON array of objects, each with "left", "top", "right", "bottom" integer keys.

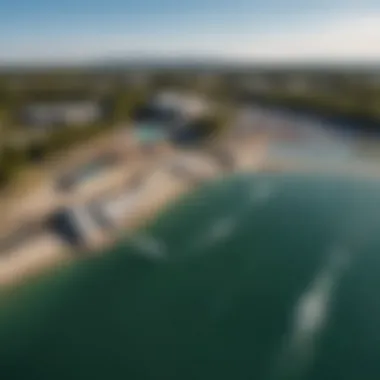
[{"left": 1, "top": 0, "right": 380, "bottom": 64}]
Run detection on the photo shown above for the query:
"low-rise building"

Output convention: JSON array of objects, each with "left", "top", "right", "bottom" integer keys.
[
  {"left": 19, "top": 100, "right": 107, "bottom": 129},
  {"left": 49, "top": 203, "right": 105, "bottom": 249},
  {"left": 152, "top": 91, "right": 208, "bottom": 119},
  {"left": 134, "top": 91, "right": 212, "bottom": 144},
  {"left": 140, "top": 91, "right": 210, "bottom": 124}
]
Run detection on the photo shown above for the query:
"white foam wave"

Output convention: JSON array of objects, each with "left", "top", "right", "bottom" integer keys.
[
  {"left": 192, "top": 179, "right": 275, "bottom": 253},
  {"left": 192, "top": 215, "right": 238, "bottom": 254},
  {"left": 207, "top": 216, "right": 237, "bottom": 245},
  {"left": 272, "top": 245, "right": 350, "bottom": 379},
  {"left": 195, "top": 181, "right": 269, "bottom": 251},
  {"left": 130, "top": 234, "right": 167, "bottom": 259},
  {"left": 249, "top": 180, "right": 275, "bottom": 205}
]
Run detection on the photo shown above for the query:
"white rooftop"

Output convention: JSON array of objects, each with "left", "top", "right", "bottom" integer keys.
[{"left": 151, "top": 91, "right": 208, "bottom": 118}]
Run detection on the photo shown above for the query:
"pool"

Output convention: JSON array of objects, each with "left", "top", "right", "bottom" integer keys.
[{"left": 134, "top": 123, "right": 169, "bottom": 143}]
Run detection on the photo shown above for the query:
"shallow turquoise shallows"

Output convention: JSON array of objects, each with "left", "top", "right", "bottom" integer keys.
[
  {"left": 2, "top": 172, "right": 380, "bottom": 380},
  {"left": 134, "top": 125, "right": 168, "bottom": 143}
]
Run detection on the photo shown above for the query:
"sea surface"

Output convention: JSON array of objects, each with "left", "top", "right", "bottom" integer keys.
[{"left": 2, "top": 172, "right": 380, "bottom": 380}]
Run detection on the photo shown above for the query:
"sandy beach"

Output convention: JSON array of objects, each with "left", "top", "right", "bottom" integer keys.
[
  {"left": 0, "top": 174, "right": 190, "bottom": 287},
  {"left": 7, "top": 129, "right": 376, "bottom": 288},
  {"left": 0, "top": 232, "right": 68, "bottom": 286},
  {"left": 0, "top": 134, "right": 270, "bottom": 288}
]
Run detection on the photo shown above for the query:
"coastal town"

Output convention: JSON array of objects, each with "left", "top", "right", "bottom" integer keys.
[
  {"left": 3, "top": 3, "right": 380, "bottom": 379},
  {"left": 1, "top": 68, "right": 380, "bottom": 287},
  {"left": 0, "top": 89, "right": 271, "bottom": 286}
]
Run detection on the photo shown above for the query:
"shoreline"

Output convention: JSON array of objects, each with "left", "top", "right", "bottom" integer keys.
[
  {"left": 0, "top": 155, "right": 221, "bottom": 288},
  {"left": 0, "top": 134, "right": 271, "bottom": 289},
  {"left": 4, "top": 129, "right": 380, "bottom": 289},
  {"left": 0, "top": 175, "right": 202, "bottom": 289}
]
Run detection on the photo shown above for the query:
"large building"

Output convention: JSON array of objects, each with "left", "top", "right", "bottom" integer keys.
[
  {"left": 137, "top": 91, "right": 210, "bottom": 125},
  {"left": 19, "top": 100, "right": 107, "bottom": 129},
  {"left": 134, "top": 91, "right": 212, "bottom": 145},
  {"left": 151, "top": 91, "right": 209, "bottom": 119}
]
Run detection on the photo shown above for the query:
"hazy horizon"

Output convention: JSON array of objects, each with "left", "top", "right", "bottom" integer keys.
[{"left": 1, "top": 1, "right": 380, "bottom": 65}]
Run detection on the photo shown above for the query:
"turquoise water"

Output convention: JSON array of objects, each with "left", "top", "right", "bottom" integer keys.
[
  {"left": 2, "top": 173, "right": 380, "bottom": 380},
  {"left": 135, "top": 125, "right": 168, "bottom": 143}
]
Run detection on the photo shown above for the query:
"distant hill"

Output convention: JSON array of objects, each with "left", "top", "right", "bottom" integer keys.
[{"left": 0, "top": 56, "right": 379, "bottom": 74}]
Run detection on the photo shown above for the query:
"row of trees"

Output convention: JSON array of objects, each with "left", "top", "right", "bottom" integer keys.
[
  {"left": 0, "top": 82, "right": 228, "bottom": 188},
  {"left": 235, "top": 76, "right": 380, "bottom": 129},
  {"left": 0, "top": 87, "right": 151, "bottom": 188},
  {"left": 4, "top": 69, "right": 378, "bottom": 186},
  {"left": 0, "top": 123, "right": 113, "bottom": 186}
]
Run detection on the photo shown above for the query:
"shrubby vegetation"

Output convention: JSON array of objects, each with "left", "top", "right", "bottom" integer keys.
[
  {"left": 1, "top": 69, "right": 379, "bottom": 188},
  {"left": 0, "top": 84, "right": 146, "bottom": 188},
  {"left": 240, "top": 80, "right": 380, "bottom": 129}
]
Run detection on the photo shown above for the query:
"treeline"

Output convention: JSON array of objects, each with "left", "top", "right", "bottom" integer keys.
[
  {"left": 0, "top": 80, "right": 222, "bottom": 187},
  {"left": 239, "top": 84, "right": 380, "bottom": 132},
  {"left": 2, "top": 69, "right": 379, "bottom": 187},
  {"left": 0, "top": 122, "right": 117, "bottom": 186},
  {"left": 0, "top": 86, "right": 150, "bottom": 188}
]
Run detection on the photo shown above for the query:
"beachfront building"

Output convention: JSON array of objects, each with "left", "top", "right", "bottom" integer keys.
[
  {"left": 134, "top": 91, "right": 213, "bottom": 146},
  {"left": 137, "top": 91, "right": 210, "bottom": 127},
  {"left": 152, "top": 91, "right": 209, "bottom": 119},
  {"left": 19, "top": 100, "right": 107, "bottom": 129},
  {"left": 49, "top": 204, "right": 104, "bottom": 248}
]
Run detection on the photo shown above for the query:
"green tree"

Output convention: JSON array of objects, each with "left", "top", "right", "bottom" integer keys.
[{"left": 0, "top": 146, "right": 27, "bottom": 187}]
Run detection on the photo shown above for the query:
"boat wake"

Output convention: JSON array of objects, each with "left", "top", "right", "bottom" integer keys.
[
  {"left": 129, "top": 234, "right": 167, "bottom": 260},
  {"left": 206, "top": 216, "right": 237, "bottom": 245},
  {"left": 195, "top": 177, "right": 277, "bottom": 252},
  {"left": 271, "top": 245, "right": 351, "bottom": 379}
]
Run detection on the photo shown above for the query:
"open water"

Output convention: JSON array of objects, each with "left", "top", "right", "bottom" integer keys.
[{"left": 1, "top": 172, "right": 380, "bottom": 380}]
